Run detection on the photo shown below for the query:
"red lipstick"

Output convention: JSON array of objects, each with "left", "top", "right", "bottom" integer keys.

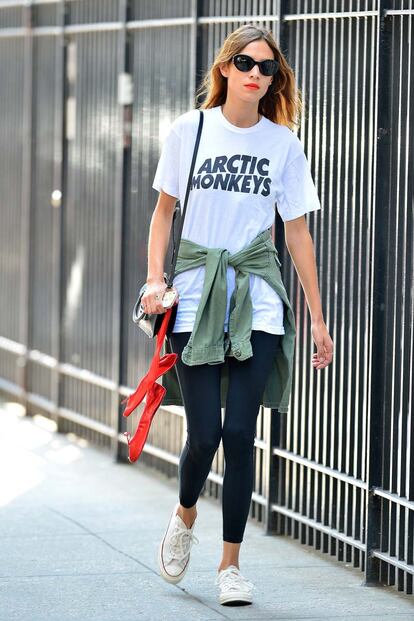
[{"left": 244, "top": 83, "right": 260, "bottom": 90}]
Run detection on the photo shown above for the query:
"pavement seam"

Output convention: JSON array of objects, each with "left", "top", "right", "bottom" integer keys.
[{"left": 44, "top": 504, "right": 232, "bottom": 619}]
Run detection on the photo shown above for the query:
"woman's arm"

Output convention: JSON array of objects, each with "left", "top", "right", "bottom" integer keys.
[
  {"left": 284, "top": 215, "right": 333, "bottom": 370},
  {"left": 147, "top": 190, "right": 177, "bottom": 282},
  {"left": 141, "top": 190, "right": 178, "bottom": 315}
]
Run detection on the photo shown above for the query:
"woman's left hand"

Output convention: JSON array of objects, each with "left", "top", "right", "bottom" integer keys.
[{"left": 311, "top": 320, "right": 333, "bottom": 370}]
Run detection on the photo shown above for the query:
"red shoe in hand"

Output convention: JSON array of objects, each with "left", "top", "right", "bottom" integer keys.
[{"left": 122, "top": 306, "right": 178, "bottom": 463}]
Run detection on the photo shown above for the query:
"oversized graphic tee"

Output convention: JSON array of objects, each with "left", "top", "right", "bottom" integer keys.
[{"left": 152, "top": 105, "right": 321, "bottom": 335}]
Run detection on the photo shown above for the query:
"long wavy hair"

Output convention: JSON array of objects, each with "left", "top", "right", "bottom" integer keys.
[{"left": 196, "top": 23, "right": 303, "bottom": 130}]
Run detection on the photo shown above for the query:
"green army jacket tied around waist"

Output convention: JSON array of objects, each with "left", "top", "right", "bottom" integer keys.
[{"left": 160, "top": 227, "right": 297, "bottom": 413}]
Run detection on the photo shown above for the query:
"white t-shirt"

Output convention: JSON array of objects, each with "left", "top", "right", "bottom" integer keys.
[{"left": 152, "top": 105, "right": 321, "bottom": 335}]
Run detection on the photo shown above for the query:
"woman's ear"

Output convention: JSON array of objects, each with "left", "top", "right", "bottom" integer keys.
[{"left": 219, "top": 62, "right": 229, "bottom": 79}]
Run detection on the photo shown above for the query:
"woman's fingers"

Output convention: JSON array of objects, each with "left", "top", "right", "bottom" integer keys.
[
  {"left": 311, "top": 351, "right": 331, "bottom": 369},
  {"left": 142, "top": 295, "right": 165, "bottom": 314},
  {"left": 141, "top": 283, "right": 170, "bottom": 314},
  {"left": 310, "top": 322, "right": 334, "bottom": 370}
]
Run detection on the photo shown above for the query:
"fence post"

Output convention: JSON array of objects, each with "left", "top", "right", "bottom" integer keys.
[
  {"left": 364, "top": 0, "right": 392, "bottom": 586},
  {"left": 19, "top": 1, "right": 34, "bottom": 412},
  {"left": 52, "top": 0, "right": 66, "bottom": 433},
  {"left": 265, "top": 409, "right": 283, "bottom": 535},
  {"left": 264, "top": 0, "right": 288, "bottom": 537},
  {"left": 112, "top": 0, "right": 131, "bottom": 461},
  {"left": 191, "top": 0, "right": 204, "bottom": 107}
]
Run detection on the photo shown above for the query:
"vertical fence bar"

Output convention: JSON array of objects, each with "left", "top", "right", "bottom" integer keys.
[
  {"left": 19, "top": 1, "right": 33, "bottom": 406},
  {"left": 51, "top": 0, "right": 65, "bottom": 429},
  {"left": 365, "top": 0, "right": 392, "bottom": 587},
  {"left": 113, "top": 0, "right": 130, "bottom": 461},
  {"left": 193, "top": 0, "right": 204, "bottom": 105},
  {"left": 190, "top": 0, "right": 200, "bottom": 107},
  {"left": 265, "top": 0, "right": 285, "bottom": 537},
  {"left": 56, "top": 0, "right": 70, "bottom": 434}
]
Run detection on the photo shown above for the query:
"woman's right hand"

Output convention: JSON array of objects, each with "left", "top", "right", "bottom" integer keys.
[{"left": 141, "top": 279, "right": 173, "bottom": 315}]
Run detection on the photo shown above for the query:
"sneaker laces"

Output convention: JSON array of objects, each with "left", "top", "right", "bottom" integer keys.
[
  {"left": 168, "top": 524, "right": 199, "bottom": 562},
  {"left": 214, "top": 566, "right": 256, "bottom": 591}
]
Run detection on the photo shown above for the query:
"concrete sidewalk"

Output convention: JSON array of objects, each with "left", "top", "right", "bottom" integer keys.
[{"left": 0, "top": 396, "right": 413, "bottom": 621}]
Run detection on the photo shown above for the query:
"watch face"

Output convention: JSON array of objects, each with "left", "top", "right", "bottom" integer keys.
[{"left": 162, "top": 289, "right": 177, "bottom": 307}]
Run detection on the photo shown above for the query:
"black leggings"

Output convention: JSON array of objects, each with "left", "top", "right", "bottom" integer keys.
[{"left": 168, "top": 330, "right": 281, "bottom": 544}]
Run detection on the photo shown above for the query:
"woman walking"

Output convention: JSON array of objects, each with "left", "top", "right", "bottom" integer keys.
[{"left": 142, "top": 23, "right": 333, "bottom": 606}]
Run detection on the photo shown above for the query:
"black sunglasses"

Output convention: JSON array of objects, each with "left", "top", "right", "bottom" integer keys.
[{"left": 232, "top": 53, "right": 279, "bottom": 77}]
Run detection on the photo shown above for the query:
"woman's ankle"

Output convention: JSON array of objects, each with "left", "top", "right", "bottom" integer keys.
[
  {"left": 177, "top": 503, "right": 197, "bottom": 527},
  {"left": 218, "top": 562, "right": 239, "bottom": 572},
  {"left": 218, "top": 541, "right": 241, "bottom": 571}
]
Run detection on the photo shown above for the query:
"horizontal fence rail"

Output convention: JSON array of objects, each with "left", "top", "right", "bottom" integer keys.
[{"left": 0, "top": 0, "right": 412, "bottom": 596}]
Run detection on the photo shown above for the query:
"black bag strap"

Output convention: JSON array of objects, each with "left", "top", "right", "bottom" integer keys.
[{"left": 165, "top": 109, "right": 204, "bottom": 288}]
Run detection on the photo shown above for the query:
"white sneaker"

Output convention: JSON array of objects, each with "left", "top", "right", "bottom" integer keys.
[
  {"left": 214, "top": 564, "right": 255, "bottom": 606},
  {"left": 158, "top": 502, "right": 199, "bottom": 584}
]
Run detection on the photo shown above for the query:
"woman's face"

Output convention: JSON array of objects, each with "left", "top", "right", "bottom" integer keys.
[{"left": 220, "top": 39, "right": 275, "bottom": 103}]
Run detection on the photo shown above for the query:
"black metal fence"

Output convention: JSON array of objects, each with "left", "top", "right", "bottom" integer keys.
[{"left": 0, "top": 0, "right": 413, "bottom": 595}]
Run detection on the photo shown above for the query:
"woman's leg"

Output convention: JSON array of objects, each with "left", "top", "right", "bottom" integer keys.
[
  {"left": 219, "top": 330, "right": 281, "bottom": 569},
  {"left": 168, "top": 332, "right": 224, "bottom": 526}
]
